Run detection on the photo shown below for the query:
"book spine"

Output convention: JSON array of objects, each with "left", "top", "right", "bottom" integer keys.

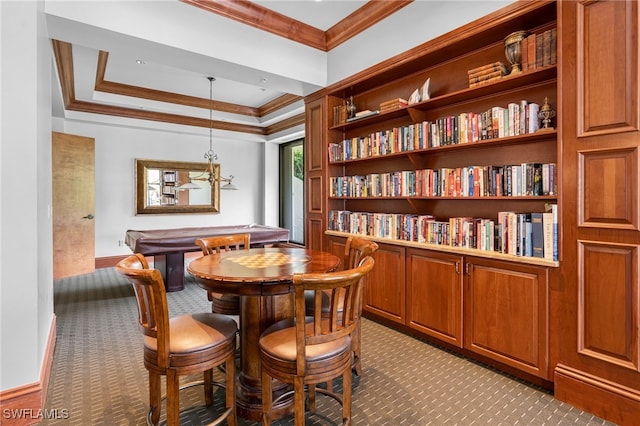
[
  {"left": 531, "top": 212, "right": 544, "bottom": 258},
  {"left": 543, "top": 211, "right": 554, "bottom": 260}
]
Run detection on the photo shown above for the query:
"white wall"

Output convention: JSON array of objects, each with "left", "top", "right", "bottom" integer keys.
[
  {"left": 328, "top": 1, "right": 513, "bottom": 85},
  {"left": 0, "top": 0, "right": 54, "bottom": 390},
  {"left": 54, "top": 119, "right": 269, "bottom": 257}
]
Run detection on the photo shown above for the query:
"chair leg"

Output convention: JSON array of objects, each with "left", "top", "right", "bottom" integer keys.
[
  {"left": 261, "top": 369, "right": 273, "bottom": 425},
  {"left": 342, "top": 368, "right": 352, "bottom": 424},
  {"left": 294, "top": 377, "right": 305, "bottom": 425},
  {"left": 204, "top": 369, "right": 214, "bottom": 406},
  {"left": 166, "top": 370, "right": 180, "bottom": 426},
  {"left": 149, "top": 371, "right": 161, "bottom": 426},
  {"left": 226, "top": 355, "right": 237, "bottom": 426},
  {"left": 307, "top": 384, "right": 317, "bottom": 412},
  {"left": 352, "top": 320, "right": 362, "bottom": 376}
]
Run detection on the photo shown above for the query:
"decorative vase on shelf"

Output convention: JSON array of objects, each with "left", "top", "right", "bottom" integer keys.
[
  {"left": 504, "top": 30, "right": 529, "bottom": 75},
  {"left": 537, "top": 97, "right": 556, "bottom": 131}
]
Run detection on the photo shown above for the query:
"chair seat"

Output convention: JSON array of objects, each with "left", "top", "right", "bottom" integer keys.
[
  {"left": 260, "top": 320, "right": 351, "bottom": 378},
  {"left": 144, "top": 313, "right": 237, "bottom": 370}
]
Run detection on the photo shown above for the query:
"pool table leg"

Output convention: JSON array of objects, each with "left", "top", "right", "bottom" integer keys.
[{"left": 153, "top": 252, "right": 185, "bottom": 291}]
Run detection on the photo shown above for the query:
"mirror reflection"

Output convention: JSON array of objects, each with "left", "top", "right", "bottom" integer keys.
[{"left": 136, "top": 159, "right": 220, "bottom": 214}]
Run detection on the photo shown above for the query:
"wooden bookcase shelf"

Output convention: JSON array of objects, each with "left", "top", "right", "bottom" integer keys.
[{"left": 305, "top": 0, "right": 560, "bottom": 383}]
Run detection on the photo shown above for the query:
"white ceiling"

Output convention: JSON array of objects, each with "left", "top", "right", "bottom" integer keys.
[{"left": 47, "top": 0, "right": 370, "bottom": 142}]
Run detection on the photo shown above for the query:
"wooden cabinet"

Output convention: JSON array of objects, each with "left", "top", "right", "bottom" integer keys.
[
  {"left": 464, "top": 258, "right": 549, "bottom": 379},
  {"left": 305, "top": 1, "right": 559, "bottom": 382},
  {"left": 554, "top": 1, "right": 640, "bottom": 424},
  {"left": 406, "top": 248, "right": 463, "bottom": 347}
]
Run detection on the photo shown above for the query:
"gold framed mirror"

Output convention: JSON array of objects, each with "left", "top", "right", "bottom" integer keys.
[{"left": 135, "top": 159, "right": 220, "bottom": 214}]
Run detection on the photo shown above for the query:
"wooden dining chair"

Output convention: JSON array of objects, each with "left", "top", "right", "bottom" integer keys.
[
  {"left": 195, "top": 233, "right": 250, "bottom": 315},
  {"left": 342, "top": 236, "right": 379, "bottom": 376},
  {"left": 305, "top": 236, "right": 378, "bottom": 376},
  {"left": 259, "top": 256, "right": 375, "bottom": 425},
  {"left": 116, "top": 253, "right": 237, "bottom": 426}
]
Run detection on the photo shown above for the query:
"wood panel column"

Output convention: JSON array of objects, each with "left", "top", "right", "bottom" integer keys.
[{"left": 554, "top": 1, "right": 640, "bottom": 424}]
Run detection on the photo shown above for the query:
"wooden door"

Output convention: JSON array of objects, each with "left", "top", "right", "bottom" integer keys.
[{"left": 52, "top": 131, "right": 95, "bottom": 279}]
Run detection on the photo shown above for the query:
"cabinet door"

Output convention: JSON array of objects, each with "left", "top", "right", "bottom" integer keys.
[
  {"left": 406, "top": 249, "right": 463, "bottom": 347},
  {"left": 363, "top": 243, "right": 405, "bottom": 324},
  {"left": 326, "top": 235, "right": 347, "bottom": 269},
  {"left": 464, "top": 258, "right": 549, "bottom": 379}
]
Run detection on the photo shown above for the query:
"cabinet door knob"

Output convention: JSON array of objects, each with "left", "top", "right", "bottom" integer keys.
[{"left": 83, "top": 213, "right": 94, "bottom": 220}]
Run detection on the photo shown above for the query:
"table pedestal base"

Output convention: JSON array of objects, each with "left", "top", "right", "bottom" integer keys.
[
  {"left": 236, "top": 373, "right": 293, "bottom": 422},
  {"left": 236, "top": 294, "right": 295, "bottom": 421}
]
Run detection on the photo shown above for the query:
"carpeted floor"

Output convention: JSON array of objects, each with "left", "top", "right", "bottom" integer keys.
[{"left": 42, "top": 267, "right": 615, "bottom": 425}]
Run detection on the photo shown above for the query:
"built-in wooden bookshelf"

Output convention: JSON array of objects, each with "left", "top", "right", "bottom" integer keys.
[{"left": 305, "top": 0, "right": 559, "bottom": 383}]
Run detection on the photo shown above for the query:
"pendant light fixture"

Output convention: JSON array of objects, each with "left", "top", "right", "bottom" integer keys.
[{"left": 180, "top": 76, "right": 238, "bottom": 190}]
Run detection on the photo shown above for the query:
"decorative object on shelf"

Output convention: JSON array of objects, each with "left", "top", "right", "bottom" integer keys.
[
  {"left": 504, "top": 30, "right": 530, "bottom": 75},
  {"left": 180, "top": 77, "right": 238, "bottom": 191},
  {"left": 408, "top": 88, "right": 421, "bottom": 105},
  {"left": 407, "top": 77, "right": 431, "bottom": 105},
  {"left": 420, "top": 77, "right": 431, "bottom": 101},
  {"left": 537, "top": 96, "right": 556, "bottom": 131},
  {"left": 346, "top": 96, "right": 356, "bottom": 119}
]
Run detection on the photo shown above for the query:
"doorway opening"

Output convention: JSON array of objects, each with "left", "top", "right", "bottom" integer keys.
[{"left": 280, "top": 139, "right": 304, "bottom": 245}]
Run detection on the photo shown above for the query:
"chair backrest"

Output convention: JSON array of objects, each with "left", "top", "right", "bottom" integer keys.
[
  {"left": 293, "top": 256, "right": 375, "bottom": 375},
  {"left": 344, "top": 236, "right": 379, "bottom": 270},
  {"left": 115, "top": 253, "right": 171, "bottom": 368},
  {"left": 195, "top": 233, "right": 250, "bottom": 255}
]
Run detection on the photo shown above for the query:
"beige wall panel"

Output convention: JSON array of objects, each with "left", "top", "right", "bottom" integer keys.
[
  {"left": 579, "top": 147, "right": 638, "bottom": 229},
  {"left": 578, "top": 1, "right": 638, "bottom": 136},
  {"left": 578, "top": 240, "right": 639, "bottom": 372}
]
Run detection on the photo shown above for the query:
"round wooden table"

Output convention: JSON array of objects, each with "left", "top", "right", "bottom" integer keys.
[{"left": 187, "top": 247, "right": 341, "bottom": 421}]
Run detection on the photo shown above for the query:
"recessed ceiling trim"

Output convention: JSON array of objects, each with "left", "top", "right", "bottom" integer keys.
[
  {"left": 181, "top": 0, "right": 414, "bottom": 51},
  {"left": 95, "top": 51, "right": 260, "bottom": 117},
  {"left": 265, "top": 113, "right": 305, "bottom": 135},
  {"left": 181, "top": 0, "right": 327, "bottom": 50},
  {"left": 259, "top": 93, "right": 303, "bottom": 116},
  {"left": 51, "top": 39, "right": 75, "bottom": 107},
  {"left": 68, "top": 100, "right": 266, "bottom": 135},
  {"left": 52, "top": 39, "right": 302, "bottom": 136},
  {"left": 325, "top": 0, "right": 414, "bottom": 51}
]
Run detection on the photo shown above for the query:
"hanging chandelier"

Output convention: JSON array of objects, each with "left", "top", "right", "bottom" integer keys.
[{"left": 180, "top": 76, "right": 237, "bottom": 190}]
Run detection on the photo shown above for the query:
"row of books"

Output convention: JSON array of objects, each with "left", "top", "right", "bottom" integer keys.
[
  {"left": 328, "top": 100, "right": 542, "bottom": 162},
  {"left": 522, "top": 28, "right": 557, "bottom": 72},
  {"left": 328, "top": 206, "right": 558, "bottom": 261},
  {"left": 329, "top": 163, "right": 557, "bottom": 198},
  {"left": 467, "top": 61, "right": 510, "bottom": 88}
]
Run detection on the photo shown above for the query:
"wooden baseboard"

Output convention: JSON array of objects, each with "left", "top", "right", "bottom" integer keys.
[
  {"left": 95, "top": 255, "right": 129, "bottom": 269},
  {"left": 0, "top": 316, "right": 58, "bottom": 425},
  {"left": 555, "top": 364, "right": 640, "bottom": 426}
]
